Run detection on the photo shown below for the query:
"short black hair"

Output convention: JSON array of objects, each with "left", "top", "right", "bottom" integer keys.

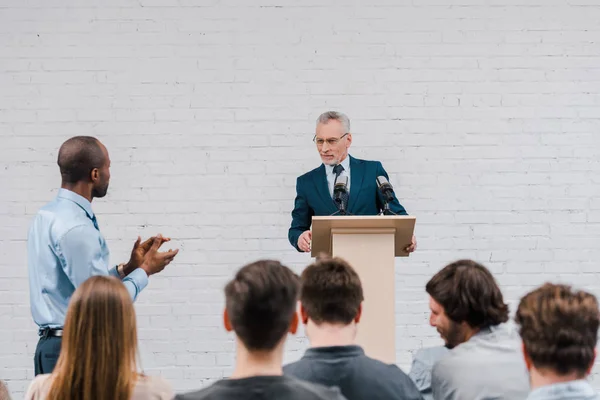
[
  {"left": 57, "top": 136, "right": 106, "bottom": 184},
  {"left": 426, "top": 259, "right": 509, "bottom": 329},
  {"left": 225, "top": 260, "right": 300, "bottom": 351},
  {"left": 300, "top": 256, "right": 363, "bottom": 325}
]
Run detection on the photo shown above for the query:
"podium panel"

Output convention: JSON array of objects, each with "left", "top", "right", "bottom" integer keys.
[
  {"left": 310, "top": 215, "right": 416, "bottom": 364},
  {"left": 311, "top": 216, "right": 415, "bottom": 257}
]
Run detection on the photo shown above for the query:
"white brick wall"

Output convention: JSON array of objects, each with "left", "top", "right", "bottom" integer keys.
[{"left": 1, "top": 0, "right": 600, "bottom": 396}]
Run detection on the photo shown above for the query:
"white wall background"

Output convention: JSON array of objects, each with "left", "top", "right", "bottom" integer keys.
[{"left": 1, "top": 0, "right": 600, "bottom": 397}]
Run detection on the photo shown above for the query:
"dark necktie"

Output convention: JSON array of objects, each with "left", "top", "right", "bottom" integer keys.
[
  {"left": 333, "top": 164, "right": 348, "bottom": 212},
  {"left": 91, "top": 215, "right": 99, "bottom": 231}
]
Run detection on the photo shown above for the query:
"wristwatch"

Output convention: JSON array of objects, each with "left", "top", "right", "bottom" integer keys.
[{"left": 117, "top": 263, "right": 126, "bottom": 278}]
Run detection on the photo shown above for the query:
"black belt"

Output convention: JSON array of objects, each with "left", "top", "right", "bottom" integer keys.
[{"left": 39, "top": 327, "right": 63, "bottom": 338}]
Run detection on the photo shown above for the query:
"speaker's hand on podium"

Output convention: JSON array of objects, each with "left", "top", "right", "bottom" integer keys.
[
  {"left": 298, "top": 230, "right": 312, "bottom": 252},
  {"left": 405, "top": 235, "right": 417, "bottom": 253}
]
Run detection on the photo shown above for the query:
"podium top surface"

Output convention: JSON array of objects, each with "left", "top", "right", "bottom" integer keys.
[{"left": 310, "top": 215, "right": 416, "bottom": 257}]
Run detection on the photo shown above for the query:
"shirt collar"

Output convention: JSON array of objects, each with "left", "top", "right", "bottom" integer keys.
[
  {"left": 324, "top": 154, "right": 351, "bottom": 175},
  {"left": 303, "top": 345, "right": 364, "bottom": 360},
  {"left": 528, "top": 380, "right": 596, "bottom": 399},
  {"left": 57, "top": 188, "right": 95, "bottom": 220}
]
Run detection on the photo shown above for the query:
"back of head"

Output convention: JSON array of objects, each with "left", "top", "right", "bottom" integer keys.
[
  {"left": 300, "top": 256, "right": 363, "bottom": 325},
  {"left": 57, "top": 136, "right": 106, "bottom": 184},
  {"left": 426, "top": 259, "right": 509, "bottom": 329},
  {"left": 225, "top": 260, "right": 300, "bottom": 351},
  {"left": 516, "top": 283, "right": 600, "bottom": 377},
  {"left": 48, "top": 276, "right": 138, "bottom": 400}
]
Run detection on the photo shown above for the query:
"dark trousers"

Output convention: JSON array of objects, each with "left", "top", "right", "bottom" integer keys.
[{"left": 34, "top": 335, "right": 62, "bottom": 376}]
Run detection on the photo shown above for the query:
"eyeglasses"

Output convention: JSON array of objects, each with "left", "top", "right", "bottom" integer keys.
[{"left": 313, "top": 132, "right": 349, "bottom": 146}]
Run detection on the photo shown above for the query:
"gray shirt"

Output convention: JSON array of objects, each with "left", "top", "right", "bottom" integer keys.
[
  {"left": 284, "top": 345, "right": 423, "bottom": 400},
  {"left": 409, "top": 346, "right": 450, "bottom": 400},
  {"left": 175, "top": 375, "right": 346, "bottom": 400},
  {"left": 527, "top": 380, "right": 600, "bottom": 400},
  {"left": 432, "top": 322, "right": 530, "bottom": 400}
]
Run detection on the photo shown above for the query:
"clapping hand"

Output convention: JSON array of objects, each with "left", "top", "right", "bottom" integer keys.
[{"left": 140, "top": 234, "right": 180, "bottom": 276}]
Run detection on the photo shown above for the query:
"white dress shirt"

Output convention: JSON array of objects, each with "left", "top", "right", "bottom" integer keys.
[{"left": 325, "top": 156, "right": 351, "bottom": 198}]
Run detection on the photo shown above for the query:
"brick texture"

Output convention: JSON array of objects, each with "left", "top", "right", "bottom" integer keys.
[{"left": 1, "top": 0, "right": 600, "bottom": 396}]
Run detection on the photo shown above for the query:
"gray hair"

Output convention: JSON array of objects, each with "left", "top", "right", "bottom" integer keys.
[{"left": 316, "top": 111, "right": 350, "bottom": 133}]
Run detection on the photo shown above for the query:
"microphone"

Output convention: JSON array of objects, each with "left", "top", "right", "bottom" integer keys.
[
  {"left": 376, "top": 176, "right": 395, "bottom": 203},
  {"left": 333, "top": 175, "right": 348, "bottom": 212}
]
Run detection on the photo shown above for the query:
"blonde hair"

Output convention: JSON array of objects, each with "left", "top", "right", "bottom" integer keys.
[{"left": 47, "top": 276, "right": 139, "bottom": 400}]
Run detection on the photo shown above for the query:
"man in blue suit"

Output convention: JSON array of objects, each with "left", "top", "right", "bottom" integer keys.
[{"left": 289, "top": 111, "right": 417, "bottom": 253}]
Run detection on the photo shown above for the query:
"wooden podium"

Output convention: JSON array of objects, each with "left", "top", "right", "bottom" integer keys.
[{"left": 311, "top": 215, "right": 416, "bottom": 364}]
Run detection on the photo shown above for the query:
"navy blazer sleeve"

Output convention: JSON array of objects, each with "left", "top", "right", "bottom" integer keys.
[
  {"left": 288, "top": 176, "right": 313, "bottom": 251},
  {"left": 376, "top": 162, "right": 408, "bottom": 215}
]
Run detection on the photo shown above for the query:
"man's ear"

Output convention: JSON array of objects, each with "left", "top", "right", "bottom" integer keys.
[
  {"left": 521, "top": 341, "right": 532, "bottom": 371},
  {"left": 90, "top": 168, "right": 99, "bottom": 183},
  {"left": 354, "top": 303, "right": 362, "bottom": 323},
  {"left": 289, "top": 311, "right": 299, "bottom": 334},
  {"left": 346, "top": 133, "right": 352, "bottom": 148},
  {"left": 300, "top": 304, "right": 309, "bottom": 325},
  {"left": 223, "top": 308, "right": 233, "bottom": 332}
]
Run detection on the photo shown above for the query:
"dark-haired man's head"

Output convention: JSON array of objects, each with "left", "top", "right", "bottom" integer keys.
[
  {"left": 224, "top": 260, "right": 300, "bottom": 353},
  {"left": 515, "top": 283, "right": 599, "bottom": 386},
  {"left": 299, "top": 256, "right": 364, "bottom": 345},
  {"left": 58, "top": 136, "right": 110, "bottom": 199},
  {"left": 426, "top": 259, "right": 509, "bottom": 349}
]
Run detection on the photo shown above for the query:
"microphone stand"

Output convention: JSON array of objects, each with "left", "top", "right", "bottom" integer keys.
[
  {"left": 380, "top": 189, "right": 399, "bottom": 216},
  {"left": 381, "top": 200, "right": 399, "bottom": 216},
  {"left": 330, "top": 192, "right": 354, "bottom": 216}
]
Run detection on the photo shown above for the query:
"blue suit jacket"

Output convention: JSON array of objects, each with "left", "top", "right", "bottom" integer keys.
[{"left": 288, "top": 156, "right": 408, "bottom": 251}]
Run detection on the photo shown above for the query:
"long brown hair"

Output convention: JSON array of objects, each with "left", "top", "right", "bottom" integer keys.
[{"left": 47, "top": 276, "right": 139, "bottom": 400}]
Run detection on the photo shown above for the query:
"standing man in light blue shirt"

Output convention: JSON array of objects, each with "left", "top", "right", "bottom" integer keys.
[
  {"left": 27, "top": 136, "right": 179, "bottom": 375},
  {"left": 516, "top": 283, "right": 600, "bottom": 400}
]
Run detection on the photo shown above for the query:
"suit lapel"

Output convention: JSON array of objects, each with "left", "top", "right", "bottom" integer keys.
[
  {"left": 312, "top": 164, "right": 338, "bottom": 214},
  {"left": 347, "top": 156, "right": 364, "bottom": 213}
]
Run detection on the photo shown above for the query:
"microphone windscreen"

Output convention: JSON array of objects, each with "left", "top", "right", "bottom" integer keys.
[
  {"left": 334, "top": 175, "right": 348, "bottom": 188},
  {"left": 376, "top": 175, "right": 392, "bottom": 189}
]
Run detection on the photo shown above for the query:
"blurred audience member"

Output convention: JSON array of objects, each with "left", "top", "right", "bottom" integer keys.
[
  {"left": 426, "top": 259, "right": 529, "bottom": 400},
  {"left": 176, "top": 260, "right": 346, "bottom": 400},
  {"left": 516, "top": 283, "right": 600, "bottom": 400},
  {"left": 25, "top": 276, "right": 173, "bottom": 400},
  {"left": 284, "top": 256, "right": 423, "bottom": 400}
]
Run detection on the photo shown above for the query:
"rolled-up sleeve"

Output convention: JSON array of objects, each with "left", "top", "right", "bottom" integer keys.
[
  {"left": 410, "top": 355, "right": 434, "bottom": 400},
  {"left": 57, "top": 225, "right": 148, "bottom": 302}
]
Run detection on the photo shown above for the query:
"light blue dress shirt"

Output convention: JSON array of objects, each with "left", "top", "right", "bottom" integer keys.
[
  {"left": 527, "top": 380, "right": 600, "bottom": 400},
  {"left": 325, "top": 155, "right": 351, "bottom": 198},
  {"left": 27, "top": 188, "right": 148, "bottom": 330}
]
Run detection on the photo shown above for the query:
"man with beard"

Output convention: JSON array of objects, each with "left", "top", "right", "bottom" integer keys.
[
  {"left": 426, "top": 259, "right": 529, "bottom": 400},
  {"left": 27, "top": 136, "right": 179, "bottom": 375}
]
